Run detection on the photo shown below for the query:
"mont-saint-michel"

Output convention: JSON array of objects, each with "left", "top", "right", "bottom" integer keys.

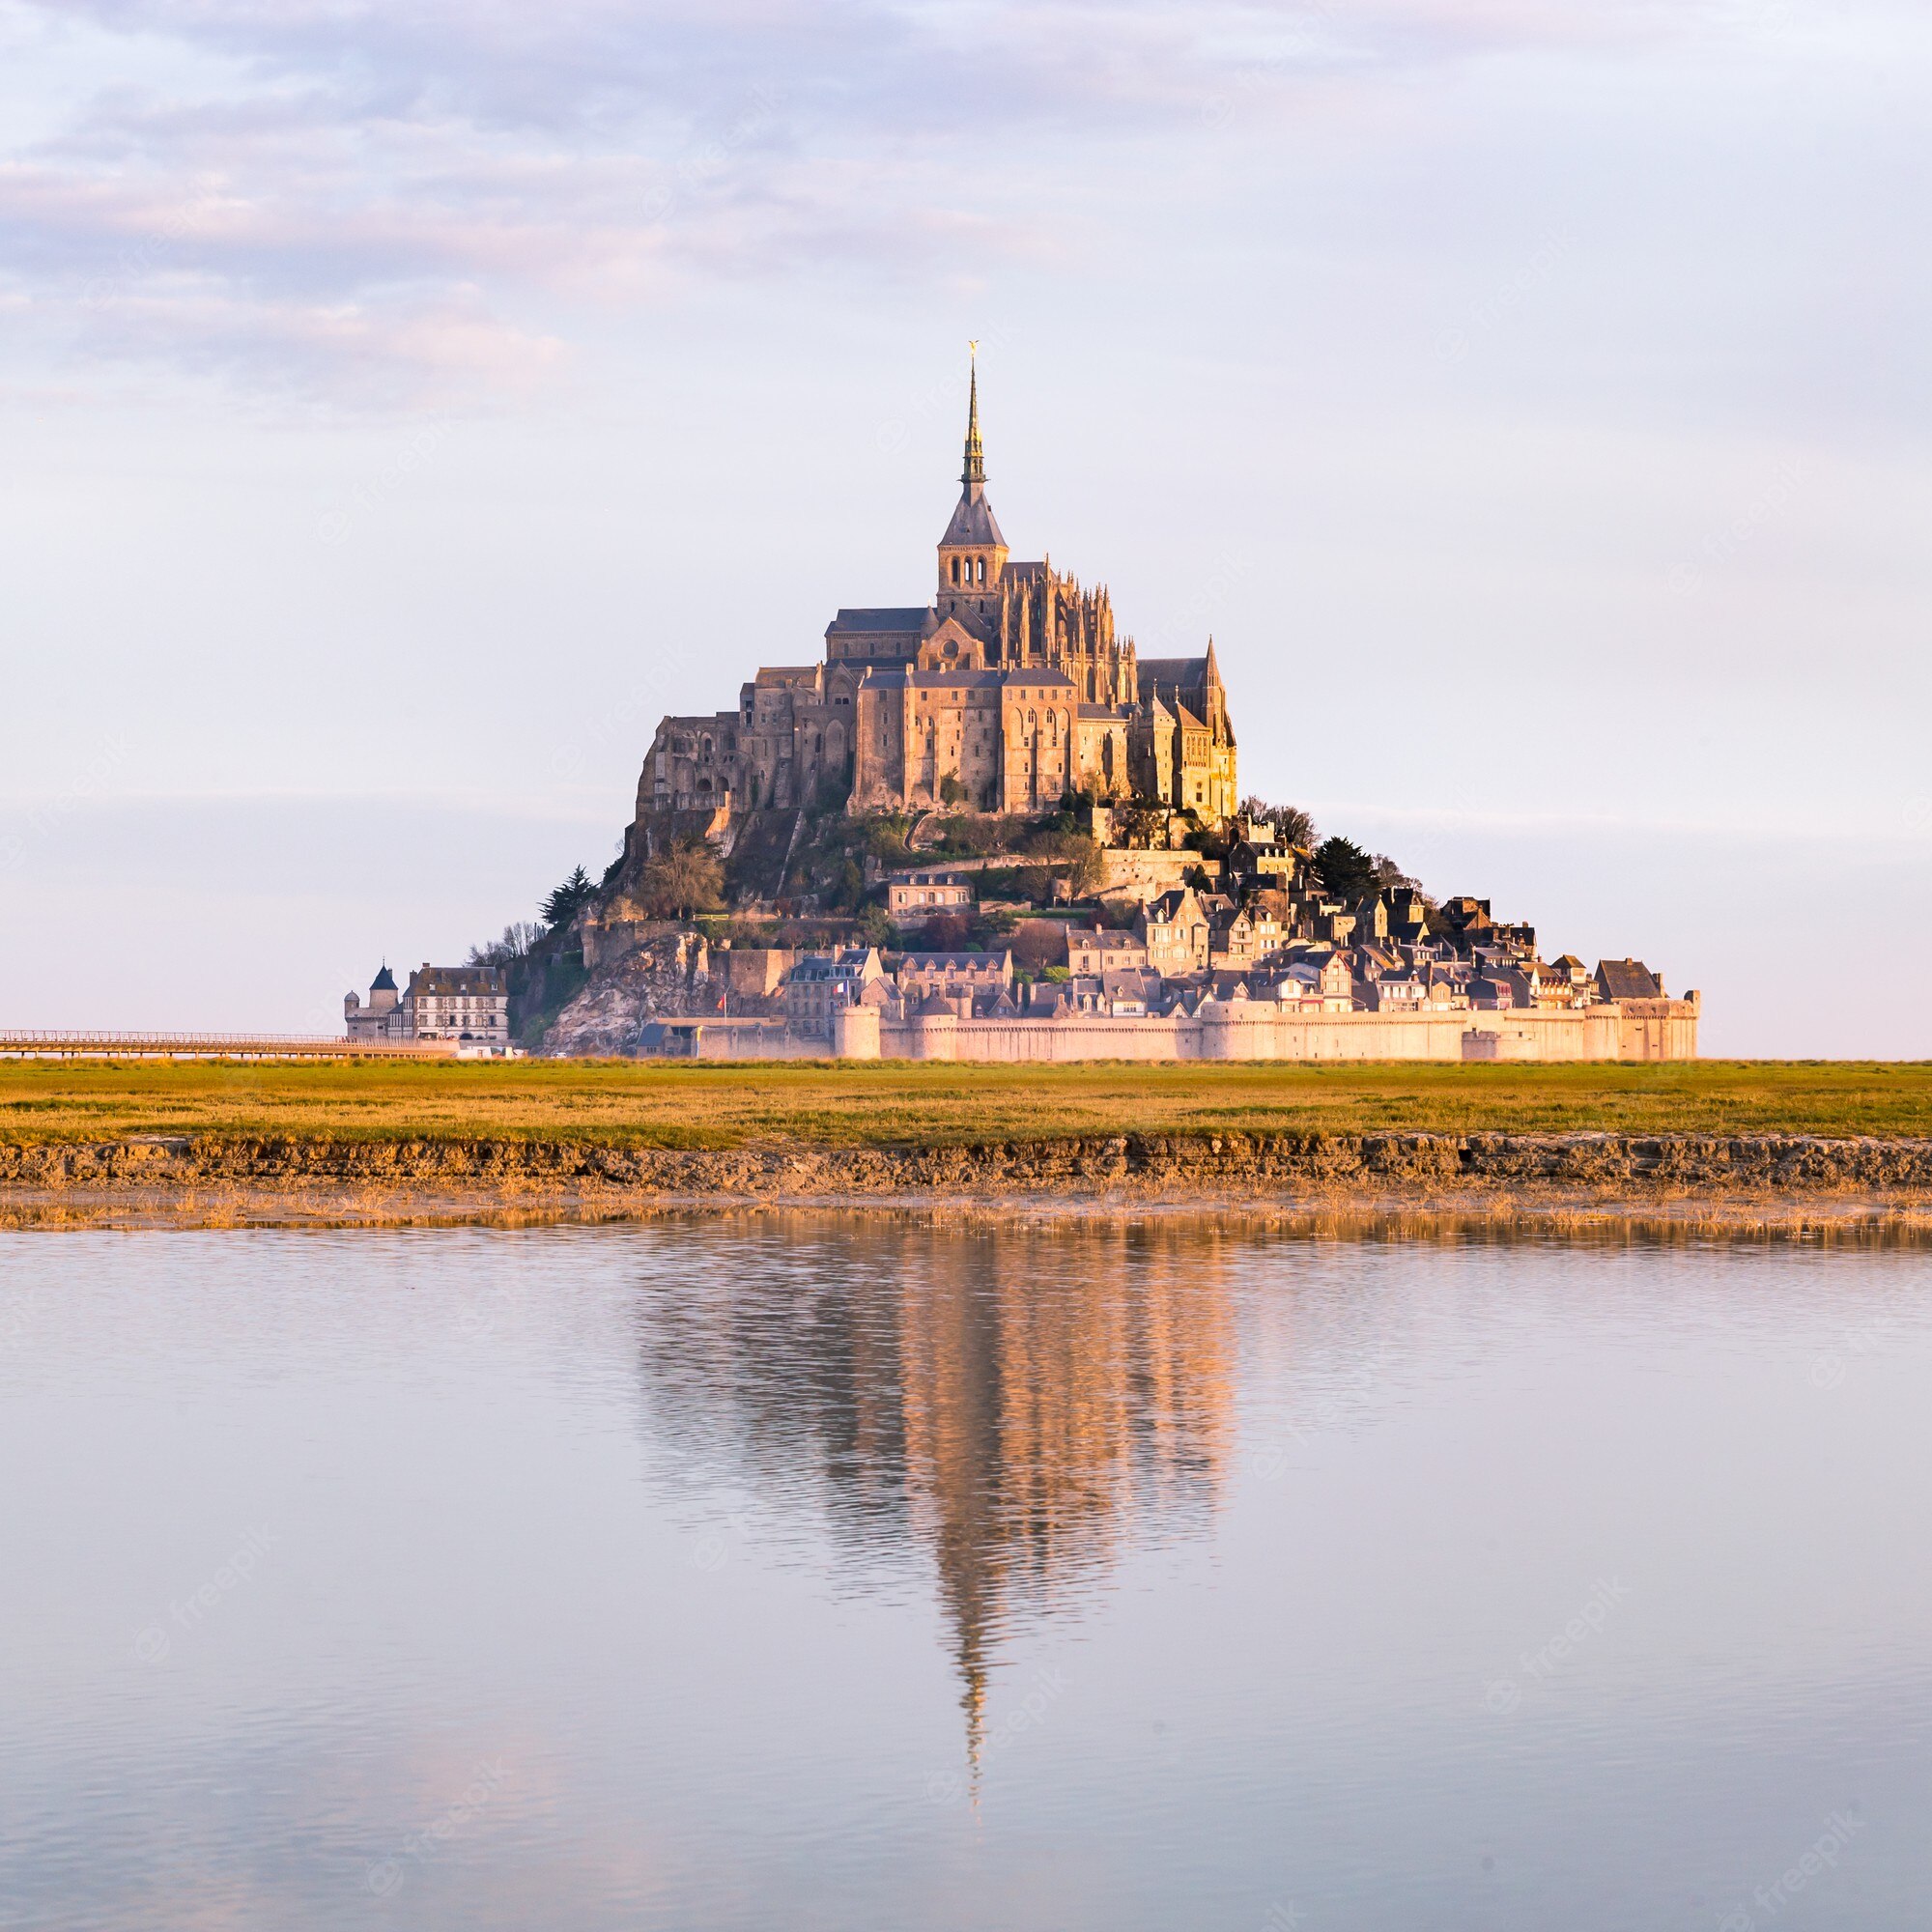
[{"left": 400, "top": 359, "right": 1698, "bottom": 1066}]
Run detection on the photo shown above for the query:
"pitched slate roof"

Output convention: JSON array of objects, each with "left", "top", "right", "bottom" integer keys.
[
  {"left": 408, "top": 965, "right": 506, "bottom": 996},
  {"left": 899, "top": 951, "right": 1010, "bottom": 971},
  {"left": 1137, "top": 656, "right": 1209, "bottom": 698},
  {"left": 1595, "top": 958, "right": 1663, "bottom": 1001},
  {"left": 827, "top": 608, "right": 929, "bottom": 635},
  {"left": 941, "top": 487, "right": 1007, "bottom": 549}
]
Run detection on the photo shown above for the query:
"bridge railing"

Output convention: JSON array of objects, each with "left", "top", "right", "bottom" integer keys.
[{"left": 0, "top": 1030, "right": 464, "bottom": 1057}]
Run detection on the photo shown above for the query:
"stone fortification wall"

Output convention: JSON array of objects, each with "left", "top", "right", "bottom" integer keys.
[
  {"left": 1097, "top": 848, "right": 1199, "bottom": 901},
  {"left": 835, "top": 1001, "right": 1698, "bottom": 1065}
]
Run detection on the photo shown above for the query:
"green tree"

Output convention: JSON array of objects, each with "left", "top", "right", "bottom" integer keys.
[
  {"left": 1313, "top": 836, "right": 1377, "bottom": 900},
  {"left": 541, "top": 866, "right": 595, "bottom": 930}
]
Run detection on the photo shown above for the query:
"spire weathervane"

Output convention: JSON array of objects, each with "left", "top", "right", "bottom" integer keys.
[{"left": 962, "top": 341, "right": 985, "bottom": 490}]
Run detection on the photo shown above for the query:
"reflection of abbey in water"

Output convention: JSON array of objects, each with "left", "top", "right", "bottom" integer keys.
[{"left": 635, "top": 1221, "right": 1236, "bottom": 1764}]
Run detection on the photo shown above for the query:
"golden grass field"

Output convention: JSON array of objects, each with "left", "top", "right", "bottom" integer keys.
[{"left": 2, "top": 1057, "right": 1929, "bottom": 1150}]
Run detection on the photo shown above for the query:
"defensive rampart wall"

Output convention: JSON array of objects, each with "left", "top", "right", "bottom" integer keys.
[{"left": 832, "top": 1000, "right": 1698, "bottom": 1064}]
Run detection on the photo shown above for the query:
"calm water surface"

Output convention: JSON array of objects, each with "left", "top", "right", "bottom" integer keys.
[{"left": 2, "top": 1218, "right": 1929, "bottom": 1929}]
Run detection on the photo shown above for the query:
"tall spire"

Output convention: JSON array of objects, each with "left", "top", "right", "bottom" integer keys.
[{"left": 962, "top": 341, "right": 985, "bottom": 490}]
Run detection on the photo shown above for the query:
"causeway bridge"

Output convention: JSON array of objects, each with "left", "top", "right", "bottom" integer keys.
[{"left": 0, "top": 1031, "right": 466, "bottom": 1062}]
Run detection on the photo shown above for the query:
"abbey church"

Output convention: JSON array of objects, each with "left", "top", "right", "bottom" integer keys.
[{"left": 641, "top": 363, "right": 1238, "bottom": 823}]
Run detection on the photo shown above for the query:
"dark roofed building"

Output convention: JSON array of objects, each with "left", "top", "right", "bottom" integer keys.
[
  {"left": 1594, "top": 958, "right": 1664, "bottom": 1003},
  {"left": 343, "top": 962, "right": 509, "bottom": 1048},
  {"left": 825, "top": 608, "right": 930, "bottom": 665},
  {"left": 895, "top": 950, "right": 1014, "bottom": 999}
]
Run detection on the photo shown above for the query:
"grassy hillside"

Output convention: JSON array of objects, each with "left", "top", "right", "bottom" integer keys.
[{"left": 2, "top": 1059, "right": 1929, "bottom": 1151}]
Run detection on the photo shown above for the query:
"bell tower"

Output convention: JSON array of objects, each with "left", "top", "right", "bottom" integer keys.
[{"left": 936, "top": 344, "right": 1009, "bottom": 633}]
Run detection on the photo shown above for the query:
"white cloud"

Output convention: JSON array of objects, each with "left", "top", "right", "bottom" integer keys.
[
  {"left": 9, "top": 0, "right": 1789, "bottom": 400},
  {"left": 2, "top": 0, "right": 1923, "bottom": 408}
]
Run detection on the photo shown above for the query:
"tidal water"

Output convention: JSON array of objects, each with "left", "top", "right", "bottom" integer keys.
[{"left": 2, "top": 1217, "right": 1929, "bottom": 1930}]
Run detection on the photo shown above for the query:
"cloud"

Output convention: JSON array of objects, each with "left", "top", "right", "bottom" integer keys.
[{"left": 0, "top": 0, "right": 1850, "bottom": 402}]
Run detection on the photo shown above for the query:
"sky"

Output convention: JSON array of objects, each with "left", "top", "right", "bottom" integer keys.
[{"left": 1, "top": 0, "right": 1928, "bottom": 1052}]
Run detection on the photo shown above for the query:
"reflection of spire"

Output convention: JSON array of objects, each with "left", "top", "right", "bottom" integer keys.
[
  {"left": 893, "top": 1223, "right": 1235, "bottom": 1770},
  {"left": 961, "top": 1635, "right": 987, "bottom": 1798},
  {"left": 630, "top": 1220, "right": 1236, "bottom": 1774}
]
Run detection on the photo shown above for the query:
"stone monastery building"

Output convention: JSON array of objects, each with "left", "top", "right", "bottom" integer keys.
[{"left": 643, "top": 361, "right": 1239, "bottom": 822}]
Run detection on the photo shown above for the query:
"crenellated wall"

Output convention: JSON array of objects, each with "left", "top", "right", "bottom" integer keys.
[{"left": 834, "top": 1001, "right": 1699, "bottom": 1065}]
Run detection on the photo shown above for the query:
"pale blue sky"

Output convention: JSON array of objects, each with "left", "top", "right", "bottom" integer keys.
[{"left": 2, "top": 0, "right": 1928, "bottom": 1049}]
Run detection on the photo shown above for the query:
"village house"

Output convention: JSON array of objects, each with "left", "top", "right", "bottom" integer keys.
[
  {"left": 887, "top": 871, "right": 975, "bottom": 924},
  {"left": 1138, "top": 887, "right": 1211, "bottom": 977},
  {"left": 1065, "top": 926, "right": 1150, "bottom": 976},
  {"left": 785, "top": 948, "right": 888, "bottom": 1037},
  {"left": 895, "top": 950, "right": 1015, "bottom": 1009},
  {"left": 1208, "top": 899, "right": 1286, "bottom": 968},
  {"left": 1595, "top": 958, "right": 1665, "bottom": 1002},
  {"left": 345, "top": 963, "right": 509, "bottom": 1048},
  {"left": 1280, "top": 952, "right": 1356, "bottom": 1011}
]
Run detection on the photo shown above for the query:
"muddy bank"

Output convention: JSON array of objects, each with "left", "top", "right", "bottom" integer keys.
[{"left": 5, "top": 1130, "right": 1932, "bottom": 1231}]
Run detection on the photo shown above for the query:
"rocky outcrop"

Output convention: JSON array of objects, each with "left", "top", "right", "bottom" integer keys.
[
  {"left": 7, "top": 1131, "right": 1932, "bottom": 1202},
  {"left": 541, "top": 931, "right": 738, "bottom": 1057}
]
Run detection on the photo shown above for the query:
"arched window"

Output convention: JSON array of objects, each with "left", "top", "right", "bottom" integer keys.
[
  {"left": 976, "top": 557, "right": 985, "bottom": 584},
  {"left": 950, "top": 557, "right": 960, "bottom": 585}
]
